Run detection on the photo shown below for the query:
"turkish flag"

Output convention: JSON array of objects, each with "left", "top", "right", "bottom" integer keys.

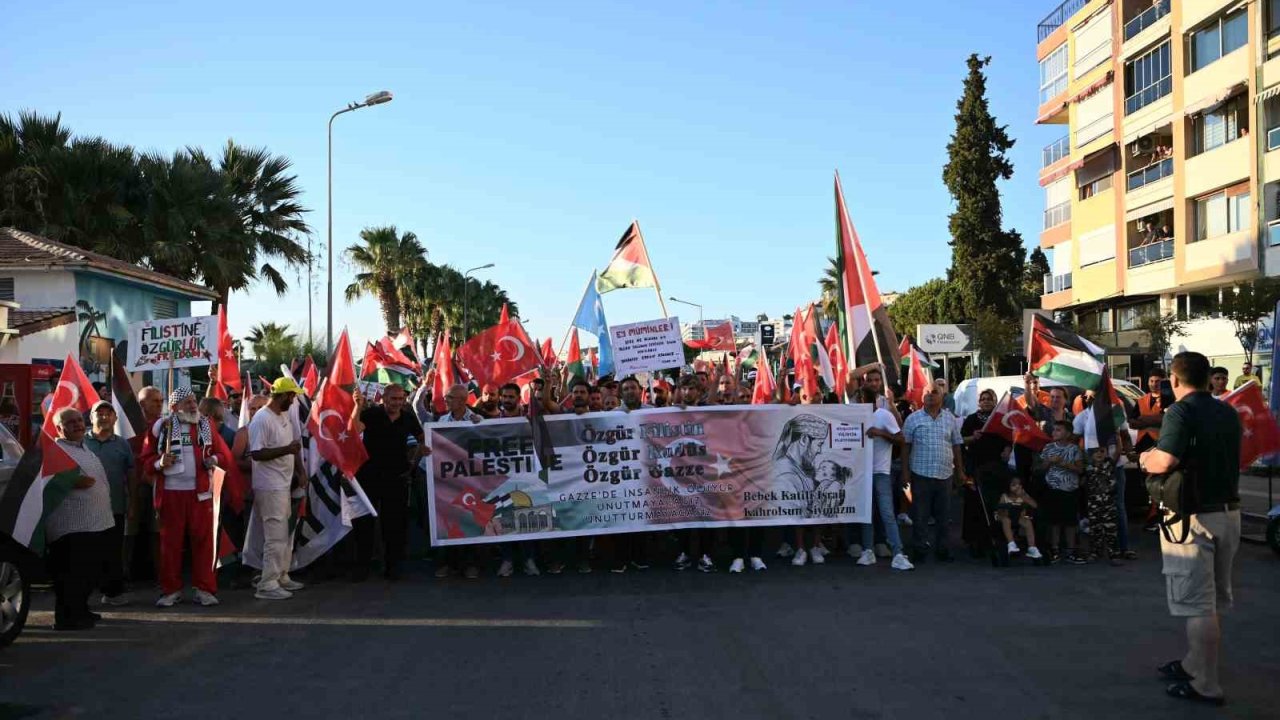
[
  {"left": 982, "top": 391, "right": 1051, "bottom": 451},
  {"left": 307, "top": 380, "right": 369, "bottom": 479},
  {"left": 456, "top": 319, "right": 540, "bottom": 390},
  {"left": 539, "top": 337, "right": 556, "bottom": 368},
  {"left": 902, "top": 336, "right": 932, "bottom": 409},
  {"left": 752, "top": 357, "right": 777, "bottom": 405},
  {"left": 431, "top": 331, "right": 457, "bottom": 415},
  {"left": 215, "top": 306, "right": 242, "bottom": 392},
  {"left": 686, "top": 321, "right": 735, "bottom": 351},
  {"left": 328, "top": 329, "right": 357, "bottom": 389},
  {"left": 450, "top": 484, "right": 495, "bottom": 530},
  {"left": 42, "top": 353, "right": 100, "bottom": 436},
  {"left": 299, "top": 357, "right": 319, "bottom": 396},
  {"left": 1224, "top": 380, "right": 1280, "bottom": 468}
]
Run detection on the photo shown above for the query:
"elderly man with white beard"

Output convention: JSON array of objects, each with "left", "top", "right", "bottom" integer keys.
[{"left": 141, "top": 387, "right": 236, "bottom": 608}]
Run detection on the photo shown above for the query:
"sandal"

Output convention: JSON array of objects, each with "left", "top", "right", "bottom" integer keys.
[
  {"left": 1157, "top": 660, "right": 1193, "bottom": 682},
  {"left": 1122, "top": 550, "right": 1137, "bottom": 560},
  {"left": 1165, "top": 681, "right": 1224, "bottom": 706}
]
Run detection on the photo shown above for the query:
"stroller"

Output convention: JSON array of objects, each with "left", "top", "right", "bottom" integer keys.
[{"left": 977, "top": 461, "right": 1048, "bottom": 568}]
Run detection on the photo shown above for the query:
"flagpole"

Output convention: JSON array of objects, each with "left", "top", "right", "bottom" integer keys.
[
  {"left": 634, "top": 220, "right": 671, "bottom": 319},
  {"left": 557, "top": 272, "right": 600, "bottom": 361}
]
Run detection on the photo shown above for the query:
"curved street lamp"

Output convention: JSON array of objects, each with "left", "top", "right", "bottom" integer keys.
[{"left": 464, "top": 263, "right": 496, "bottom": 339}]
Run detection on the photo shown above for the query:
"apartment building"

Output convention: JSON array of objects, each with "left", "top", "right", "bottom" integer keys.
[{"left": 1036, "top": 0, "right": 1280, "bottom": 379}]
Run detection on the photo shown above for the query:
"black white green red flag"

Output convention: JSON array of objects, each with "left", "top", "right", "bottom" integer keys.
[
  {"left": 1028, "top": 314, "right": 1106, "bottom": 389},
  {"left": 834, "top": 172, "right": 900, "bottom": 386}
]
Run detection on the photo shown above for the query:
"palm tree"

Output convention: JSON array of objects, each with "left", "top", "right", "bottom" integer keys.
[
  {"left": 817, "top": 256, "right": 842, "bottom": 321},
  {"left": 346, "top": 226, "right": 428, "bottom": 334}
]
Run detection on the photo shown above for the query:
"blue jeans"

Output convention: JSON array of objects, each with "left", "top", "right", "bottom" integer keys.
[
  {"left": 1114, "top": 466, "right": 1129, "bottom": 553},
  {"left": 911, "top": 473, "right": 950, "bottom": 554},
  {"left": 861, "top": 473, "right": 903, "bottom": 556}
]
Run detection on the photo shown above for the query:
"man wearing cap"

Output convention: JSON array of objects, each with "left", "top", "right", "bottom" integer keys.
[
  {"left": 84, "top": 400, "right": 136, "bottom": 606},
  {"left": 651, "top": 379, "right": 672, "bottom": 408},
  {"left": 247, "top": 378, "right": 305, "bottom": 600},
  {"left": 140, "top": 387, "right": 237, "bottom": 607}
]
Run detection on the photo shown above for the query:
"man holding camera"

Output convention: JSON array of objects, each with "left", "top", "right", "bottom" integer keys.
[{"left": 1140, "top": 352, "right": 1241, "bottom": 706}]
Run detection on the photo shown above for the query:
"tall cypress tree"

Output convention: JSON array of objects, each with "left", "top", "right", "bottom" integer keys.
[{"left": 942, "top": 54, "right": 1025, "bottom": 322}]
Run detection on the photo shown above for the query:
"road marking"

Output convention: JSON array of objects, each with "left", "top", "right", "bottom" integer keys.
[{"left": 28, "top": 611, "right": 602, "bottom": 628}]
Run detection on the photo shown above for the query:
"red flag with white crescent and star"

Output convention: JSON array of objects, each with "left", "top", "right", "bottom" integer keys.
[
  {"left": 215, "top": 305, "right": 242, "bottom": 392},
  {"left": 982, "top": 390, "right": 1051, "bottom": 451},
  {"left": 685, "top": 320, "right": 735, "bottom": 352},
  {"left": 456, "top": 318, "right": 540, "bottom": 390},
  {"left": 307, "top": 380, "right": 369, "bottom": 479},
  {"left": 1224, "top": 380, "right": 1280, "bottom": 469}
]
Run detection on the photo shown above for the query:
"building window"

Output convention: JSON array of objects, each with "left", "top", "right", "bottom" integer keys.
[
  {"left": 152, "top": 296, "right": 178, "bottom": 319},
  {"left": 1124, "top": 41, "right": 1171, "bottom": 114},
  {"left": 1080, "top": 309, "right": 1113, "bottom": 334},
  {"left": 1192, "top": 96, "right": 1246, "bottom": 154},
  {"left": 1194, "top": 190, "right": 1250, "bottom": 241},
  {"left": 1040, "top": 45, "right": 1068, "bottom": 105},
  {"left": 1080, "top": 174, "right": 1113, "bottom": 199},
  {"left": 1178, "top": 290, "right": 1221, "bottom": 320},
  {"left": 1190, "top": 9, "right": 1248, "bottom": 73},
  {"left": 0, "top": 278, "right": 12, "bottom": 302},
  {"left": 1271, "top": 0, "right": 1280, "bottom": 37},
  {"left": 1118, "top": 301, "right": 1157, "bottom": 331}
]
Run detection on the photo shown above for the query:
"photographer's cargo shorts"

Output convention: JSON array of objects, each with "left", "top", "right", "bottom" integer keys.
[{"left": 1160, "top": 510, "right": 1241, "bottom": 617}]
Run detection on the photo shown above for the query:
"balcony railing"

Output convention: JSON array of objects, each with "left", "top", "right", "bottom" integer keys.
[
  {"left": 1125, "top": 75, "right": 1172, "bottom": 115},
  {"left": 1042, "top": 136, "right": 1070, "bottom": 168},
  {"left": 1038, "top": 0, "right": 1087, "bottom": 41},
  {"left": 1044, "top": 201, "right": 1072, "bottom": 229},
  {"left": 1123, "top": 0, "right": 1170, "bottom": 42},
  {"left": 1126, "top": 157, "right": 1173, "bottom": 191},
  {"left": 1043, "top": 272, "right": 1073, "bottom": 294},
  {"left": 1268, "top": 126, "right": 1280, "bottom": 152},
  {"left": 1128, "top": 238, "right": 1174, "bottom": 267},
  {"left": 1269, "top": 221, "right": 1280, "bottom": 247}
]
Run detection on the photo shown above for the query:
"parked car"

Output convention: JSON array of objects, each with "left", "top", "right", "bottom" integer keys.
[
  {"left": 952, "top": 375, "right": 1148, "bottom": 512},
  {"left": 0, "top": 426, "right": 37, "bottom": 648}
]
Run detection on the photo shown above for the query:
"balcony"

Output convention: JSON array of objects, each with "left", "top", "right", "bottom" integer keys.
[
  {"left": 1042, "top": 136, "right": 1070, "bottom": 168},
  {"left": 1038, "top": 0, "right": 1087, "bottom": 42},
  {"left": 1044, "top": 201, "right": 1071, "bottom": 229},
  {"left": 1128, "top": 238, "right": 1174, "bottom": 268},
  {"left": 1126, "top": 157, "right": 1172, "bottom": 191},
  {"left": 1125, "top": 75, "right": 1171, "bottom": 115},
  {"left": 1123, "top": 0, "right": 1169, "bottom": 42},
  {"left": 1043, "top": 272, "right": 1073, "bottom": 294}
]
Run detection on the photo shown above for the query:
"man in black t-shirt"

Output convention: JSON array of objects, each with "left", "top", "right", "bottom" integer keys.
[
  {"left": 1140, "top": 352, "right": 1241, "bottom": 706},
  {"left": 352, "top": 383, "right": 423, "bottom": 582}
]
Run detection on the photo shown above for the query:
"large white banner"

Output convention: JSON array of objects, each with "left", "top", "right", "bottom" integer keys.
[
  {"left": 610, "top": 316, "right": 685, "bottom": 377},
  {"left": 427, "top": 403, "right": 873, "bottom": 546},
  {"left": 126, "top": 316, "right": 217, "bottom": 371}
]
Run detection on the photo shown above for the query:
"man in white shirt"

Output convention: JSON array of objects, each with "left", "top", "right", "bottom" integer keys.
[
  {"left": 855, "top": 386, "right": 913, "bottom": 570},
  {"left": 248, "top": 378, "right": 305, "bottom": 600}
]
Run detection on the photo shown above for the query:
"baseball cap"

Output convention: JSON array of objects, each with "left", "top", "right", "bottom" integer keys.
[{"left": 271, "top": 377, "right": 303, "bottom": 396}]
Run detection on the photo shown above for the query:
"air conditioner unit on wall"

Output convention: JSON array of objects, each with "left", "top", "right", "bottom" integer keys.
[{"left": 1135, "top": 135, "right": 1156, "bottom": 154}]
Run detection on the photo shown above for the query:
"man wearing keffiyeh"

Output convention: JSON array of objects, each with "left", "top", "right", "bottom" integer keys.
[{"left": 140, "top": 387, "right": 239, "bottom": 608}]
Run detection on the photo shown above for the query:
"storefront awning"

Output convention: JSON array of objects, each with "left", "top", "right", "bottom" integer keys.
[
  {"left": 1182, "top": 82, "right": 1247, "bottom": 118},
  {"left": 1124, "top": 196, "right": 1174, "bottom": 222}
]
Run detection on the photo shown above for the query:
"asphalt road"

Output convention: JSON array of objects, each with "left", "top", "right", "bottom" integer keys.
[{"left": 2, "top": 528, "right": 1277, "bottom": 720}]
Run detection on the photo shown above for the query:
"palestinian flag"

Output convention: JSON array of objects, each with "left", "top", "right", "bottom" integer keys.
[
  {"left": 1093, "top": 366, "right": 1126, "bottom": 448},
  {"left": 834, "top": 172, "right": 900, "bottom": 387},
  {"left": 898, "top": 336, "right": 940, "bottom": 369},
  {"left": 0, "top": 353, "right": 100, "bottom": 551},
  {"left": 361, "top": 341, "right": 418, "bottom": 390},
  {"left": 596, "top": 221, "right": 659, "bottom": 293},
  {"left": 738, "top": 343, "right": 760, "bottom": 371},
  {"left": 110, "top": 349, "right": 145, "bottom": 442},
  {"left": 566, "top": 330, "right": 585, "bottom": 382},
  {"left": 1028, "top": 314, "right": 1106, "bottom": 389}
]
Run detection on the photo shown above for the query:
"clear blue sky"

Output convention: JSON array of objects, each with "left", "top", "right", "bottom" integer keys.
[{"left": 1, "top": 0, "right": 1061, "bottom": 353}]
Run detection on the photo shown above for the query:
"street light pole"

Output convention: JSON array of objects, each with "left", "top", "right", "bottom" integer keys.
[
  {"left": 669, "top": 296, "right": 704, "bottom": 338},
  {"left": 327, "top": 90, "right": 394, "bottom": 354},
  {"left": 463, "top": 263, "right": 496, "bottom": 340}
]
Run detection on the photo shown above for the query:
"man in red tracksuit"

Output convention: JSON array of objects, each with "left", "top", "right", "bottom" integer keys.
[{"left": 141, "top": 387, "right": 239, "bottom": 608}]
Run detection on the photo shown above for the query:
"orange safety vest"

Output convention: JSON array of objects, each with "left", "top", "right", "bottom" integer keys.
[{"left": 1136, "top": 394, "right": 1163, "bottom": 445}]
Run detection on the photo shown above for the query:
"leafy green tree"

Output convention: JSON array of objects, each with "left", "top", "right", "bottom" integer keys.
[
  {"left": 345, "top": 226, "right": 428, "bottom": 334},
  {"left": 886, "top": 277, "right": 964, "bottom": 337},
  {"left": 1022, "top": 247, "right": 1050, "bottom": 310},
  {"left": 1137, "top": 313, "right": 1186, "bottom": 367},
  {"left": 971, "top": 307, "right": 1019, "bottom": 376},
  {"left": 245, "top": 322, "right": 300, "bottom": 378},
  {"left": 817, "top": 256, "right": 842, "bottom": 320},
  {"left": 942, "top": 55, "right": 1024, "bottom": 321},
  {"left": 1220, "top": 278, "right": 1280, "bottom": 366}
]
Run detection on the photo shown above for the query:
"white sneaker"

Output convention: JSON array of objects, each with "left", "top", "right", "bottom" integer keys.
[
  {"left": 1007, "top": 541, "right": 1021, "bottom": 555},
  {"left": 697, "top": 555, "right": 715, "bottom": 573},
  {"left": 155, "top": 591, "right": 182, "bottom": 608},
  {"left": 729, "top": 558, "right": 745, "bottom": 573},
  {"left": 1026, "top": 546, "right": 1044, "bottom": 560},
  {"left": 193, "top": 589, "right": 220, "bottom": 607},
  {"left": 810, "top": 548, "right": 825, "bottom": 565},
  {"left": 812, "top": 544, "right": 830, "bottom": 558},
  {"left": 100, "top": 593, "right": 130, "bottom": 607},
  {"left": 776, "top": 542, "right": 795, "bottom": 558},
  {"left": 792, "top": 548, "right": 808, "bottom": 566},
  {"left": 280, "top": 578, "right": 305, "bottom": 592},
  {"left": 674, "top": 552, "right": 691, "bottom": 571},
  {"left": 897, "top": 512, "right": 913, "bottom": 527},
  {"left": 856, "top": 549, "right": 876, "bottom": 566},
  {"left": 749, "top": 557, "right": 767, "bottom": 571},
  {"left": 874, "top": 543, "right": 891, "bottom": 558},
  {"left": 497, "top": 559, "right": 514, "bottom": 578},
  {"left": 890, "top": 553, "right": 915, "bottom": 571},
  {"left": 255, "top": 586, "right": 293, "bottom": 600},
  {"left": 844, "top": 544, "right": 862, "bottom": 559},
  {"left": 522, "top": 559, "right": 540, "bottom": 576}
]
